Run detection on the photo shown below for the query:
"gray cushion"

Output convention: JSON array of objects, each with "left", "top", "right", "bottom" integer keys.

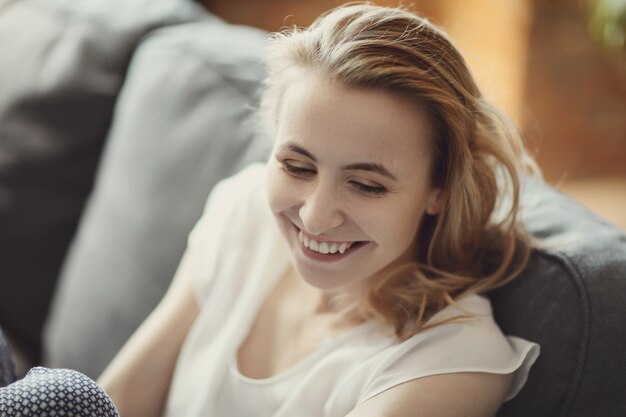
[
  {"left": 0, "top": 0, "right": 205, "bottom": 364},
  {"left": 491, "top": 178, "right": 626, "bottom": 416},
  {"left": 0, "top": 328, "right": 15, "bottom": 387},
  {"left": 44, "top": 20, "right": 272, "bottom": 377}
]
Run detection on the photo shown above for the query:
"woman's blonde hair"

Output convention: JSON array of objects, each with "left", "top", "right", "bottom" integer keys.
[{"left": 262, "top": 3, "right": 539, "bottom": 339}]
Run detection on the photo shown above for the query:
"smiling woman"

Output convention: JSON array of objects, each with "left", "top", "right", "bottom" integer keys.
[
  {"left": 98, "top": 4, "right": 540, "bottom": 417},
  {"left": 260, "top": 4, "right": 539, "bottom": 341}
]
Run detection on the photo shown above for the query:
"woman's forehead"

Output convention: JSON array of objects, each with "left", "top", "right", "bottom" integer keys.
[{"left": 276, "top": 75, "right": 434, "bottom": 165}]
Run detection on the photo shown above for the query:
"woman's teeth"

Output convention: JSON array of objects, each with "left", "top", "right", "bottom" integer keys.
[{"left": 298, "top": 230, "right": 353, "bottom": 254}]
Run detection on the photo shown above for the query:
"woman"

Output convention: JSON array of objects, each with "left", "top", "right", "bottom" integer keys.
[{"left": 99, "top": 4, "right": 539, "bottom": 416}]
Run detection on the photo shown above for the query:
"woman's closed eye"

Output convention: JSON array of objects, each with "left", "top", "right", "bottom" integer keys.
[
  {"left": 281, "top": 160, "right": 316, "bottom": 177},
  {"left": 281, "top": 160, "right": 388, "bottom": 197},
  {"left": 349, "top": 181, "right": 387, "bottom": 197}
]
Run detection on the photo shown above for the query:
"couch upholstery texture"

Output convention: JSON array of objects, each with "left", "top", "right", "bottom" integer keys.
[{"left": 0, "top": 328, "right": 15, "bottom": 388}]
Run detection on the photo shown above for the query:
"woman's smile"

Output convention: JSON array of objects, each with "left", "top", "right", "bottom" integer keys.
[{"left": 295, "top": 225, "right": 369, "bottom": 263}]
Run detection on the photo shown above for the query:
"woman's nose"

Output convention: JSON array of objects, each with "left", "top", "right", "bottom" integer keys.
[{"left": 298, "top": 182, "right": 345, "bottom": 236}]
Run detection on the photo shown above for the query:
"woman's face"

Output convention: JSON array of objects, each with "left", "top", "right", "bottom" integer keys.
[{"left": 267, "top": 74, "right": 443, "bottom": 293}]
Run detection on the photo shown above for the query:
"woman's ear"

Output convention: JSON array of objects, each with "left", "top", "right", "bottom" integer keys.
[{"left": 425, "top": 188, "right": 445, "bottom": 215}]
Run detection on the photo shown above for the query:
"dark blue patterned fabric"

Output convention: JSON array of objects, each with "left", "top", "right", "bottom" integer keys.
[{"left": 0, "top": 367, "right": 119, "bottom": 416}]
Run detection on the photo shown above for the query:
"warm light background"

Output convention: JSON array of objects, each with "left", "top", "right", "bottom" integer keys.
[{"left": 206, "top": 0, "right": 626, "bottom": 230}]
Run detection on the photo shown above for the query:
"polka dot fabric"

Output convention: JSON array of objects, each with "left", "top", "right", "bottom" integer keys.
[{"left": 0, "top": 367, "right": 119, "bottom": 416}]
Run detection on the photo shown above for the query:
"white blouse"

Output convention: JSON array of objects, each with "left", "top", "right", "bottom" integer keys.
[{"left": 164, "top": 163, "right": 540, "bottom": 417}]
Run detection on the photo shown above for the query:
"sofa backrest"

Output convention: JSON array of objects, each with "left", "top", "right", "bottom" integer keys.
[
  {"left": 43, "top": 19, "right": 272, "bottom": 378},
  {"left": 490, "top": 177, "right": 626, "bottom": 417},
  {"left": 0, "top": 0, "right": 207, "bottom": 365}
]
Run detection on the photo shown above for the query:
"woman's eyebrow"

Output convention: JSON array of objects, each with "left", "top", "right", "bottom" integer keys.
[
  {"left": 343, "top": 162, "right": 397, "bottom": 181},
  {"left": 279, "top": 142, "right": 397, "bottom": 180},
  {"left": 280, "top": 142, "right": 317, "bottom": 161}
]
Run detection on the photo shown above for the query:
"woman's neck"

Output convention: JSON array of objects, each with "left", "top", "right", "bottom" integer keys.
[{"left": 281, "top": 267, "right": 367, "bottom": 329}]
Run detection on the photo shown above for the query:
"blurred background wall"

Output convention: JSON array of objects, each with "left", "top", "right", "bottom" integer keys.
[{"left": 206, "top": 0, "right": 626, "bottom": 230}]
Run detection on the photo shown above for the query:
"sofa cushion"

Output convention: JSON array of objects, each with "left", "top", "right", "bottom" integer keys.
[
  {"left": 44, "top": 20, "right": 272, "bottom": 377},
  {"left": 0, "top": 328, "right": 16, "bottom": 387},
  {"left": 490, "top": 178, "right": 626, "bottom": 417},
  {"left": 0, "top": 0, "right": 206, "bottom": 364}
]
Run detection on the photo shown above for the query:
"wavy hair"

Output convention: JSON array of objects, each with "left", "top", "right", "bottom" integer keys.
[{"left": 261, "top": 3, "right": 540, "bottom": 339}]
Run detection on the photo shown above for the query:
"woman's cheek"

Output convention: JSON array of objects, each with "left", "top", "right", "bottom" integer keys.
[{"left": 266, "top": 170, "right": 297, "bottom": 214}]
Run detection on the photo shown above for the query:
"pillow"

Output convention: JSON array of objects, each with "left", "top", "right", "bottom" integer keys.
[
  {"left": 0, "top": 328, "right": 16, "bottom": 387},
  {"left": 44, "top": 20, "right": 272, "bottom": 377},
  {"left": 0, "top": 0, "right": 205, "bottom": 364}
]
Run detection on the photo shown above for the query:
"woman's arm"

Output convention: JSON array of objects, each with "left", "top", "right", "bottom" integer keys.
[
  {"left": 345, "top": 372, "right": 513, "bottom": 417},
  {"left": 97, "top": 249, "right": 201, "bottom": 417}
]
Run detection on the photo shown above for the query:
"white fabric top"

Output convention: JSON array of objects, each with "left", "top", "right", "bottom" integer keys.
[{"left": 164, "top": 163, "right": 540, "bottom": 417}]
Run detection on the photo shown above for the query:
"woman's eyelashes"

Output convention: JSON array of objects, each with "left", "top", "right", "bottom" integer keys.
[
  {"left": 280, "top": 160, "right": 316, "bottom": 177},
  {"left": 280, "top": 160, "right": 388, "bottom": 197},
  {"left": 349, "top": 181, "right": 387, "bottom": 197}
]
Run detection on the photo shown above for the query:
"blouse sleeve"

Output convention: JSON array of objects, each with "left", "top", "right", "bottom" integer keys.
[
  {"left": 358, "top": 295, "right": 540, "bottom": 404},
  {"left": 183, "top": 163, "right": 267, "bottom": 305}
]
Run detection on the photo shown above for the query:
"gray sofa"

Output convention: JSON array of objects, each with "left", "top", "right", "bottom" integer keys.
[
  {"left": 0, "top": 1, "right": 624, "bottom": 416},
  {"left": 43, "top": 16, "right": 272, "bottom": 379},
  {"left": 490, "top": 178, "right": 626, "bottom": 417},
  {"left": 0, "top": 0, "right": 210, "bottom": 364}
]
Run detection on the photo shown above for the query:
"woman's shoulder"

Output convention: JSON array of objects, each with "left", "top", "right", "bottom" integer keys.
[
  {"left": 356, "top": 294, "right": 539, "bottom": 403},
  {"left": 382, "top": 294, "right": 534, "bottom": 370},
  {"left": 190, "top": 163, "right": 271, "bottom": 241},
  {"left": 185, "top": 163, "right": 282, "bottom": 302},
  {"left": 208, "top": 162, "right": 268, "bottom": 207}
]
